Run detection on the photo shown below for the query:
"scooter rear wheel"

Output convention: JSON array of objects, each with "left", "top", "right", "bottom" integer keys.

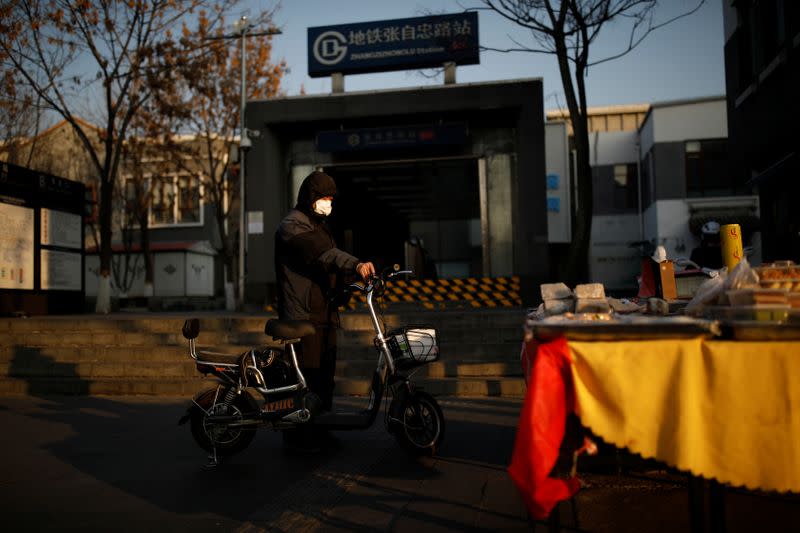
[
  {"left": 391, "top": 391, "right": 445, "bottom": 457},
  {"left": 190, "top": 394, "right": 256, "bottom": 457}
]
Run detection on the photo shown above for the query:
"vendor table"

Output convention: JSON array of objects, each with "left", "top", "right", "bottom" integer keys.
[
  {"left": 514, "top": 332, "right": 800, "bottom": 532},
  {"left": 570, "top": 337, "right": 800, "bottom": 495}
]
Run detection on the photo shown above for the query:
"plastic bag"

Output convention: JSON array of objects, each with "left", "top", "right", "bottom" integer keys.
[
  {"left": 684, "top": 270, "right": 727, "bottom": 316},
  {"left": 723, "top": 257, "right": 759, "bottom": 290}
]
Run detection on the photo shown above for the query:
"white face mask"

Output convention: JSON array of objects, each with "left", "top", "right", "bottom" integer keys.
[{"left": 313, "top": 198, "right": 332, "bottom": 217}]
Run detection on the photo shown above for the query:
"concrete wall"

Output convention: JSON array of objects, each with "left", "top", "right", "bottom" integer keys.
[
  {"left": 722, "top": 0, "right": 737, "bottom": 43},
  {"left": 589, "top": 130, "right": 638, "bottom": 166},
  {"left": 545, "top": 122, "right": 571, "bottom": 243},
  {"left": 589, "top": 214, "right": 642, "bottom": 291},
  {"left": 652, "top": 141, "right": 687, "bottom": 201},
  {"left": 642, "top": 199, "right": 695, "bottom": 261},
  {"left": 640, "top": 98, "right": 728, "bottom": 155},
  {"left": 485, "top": 153, "right": 514, "bottom": 276}
]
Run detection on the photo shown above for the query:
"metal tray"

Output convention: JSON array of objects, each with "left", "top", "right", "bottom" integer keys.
[
  {"left": 529, "top": 317, "right": 719, "bottom": 342},
  {"left": 718, "top": 321, "right": 800, "bottom": 341}
]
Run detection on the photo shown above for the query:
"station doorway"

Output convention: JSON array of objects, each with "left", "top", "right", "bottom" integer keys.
[{"left": 324, "top": 157, "right": 482, "bottom": 279}]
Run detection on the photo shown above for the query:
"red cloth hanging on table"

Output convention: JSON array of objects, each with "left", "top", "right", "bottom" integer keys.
[{"left": 509, "top": 336, "right": 580, "bottom": 520}]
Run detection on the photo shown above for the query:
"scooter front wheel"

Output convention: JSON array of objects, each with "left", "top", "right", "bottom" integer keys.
[
  {"left": 390, "top": 390, "right": 445, "bottom": 457},
  {"left": 189, "top": 393, "right": 256, "bottom": 457}
]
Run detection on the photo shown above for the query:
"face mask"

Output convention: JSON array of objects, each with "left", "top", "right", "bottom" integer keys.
[{"left": 313, "top": 198, "right": 332, "bottom": 217}]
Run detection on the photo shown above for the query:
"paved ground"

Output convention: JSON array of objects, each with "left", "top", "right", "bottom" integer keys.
[{"left": 1, "top": 394, "right": 798, "bottom": 532}]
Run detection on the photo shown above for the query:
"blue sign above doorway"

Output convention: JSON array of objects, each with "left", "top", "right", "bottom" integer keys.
[
  {"left": 308, "top": 12, "right": 479, "bottom": 77},
  {"left": 316, "top": 123, "right": 468, "bottom": 152}
]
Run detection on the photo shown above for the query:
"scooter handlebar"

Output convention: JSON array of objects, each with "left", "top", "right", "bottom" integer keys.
[{"left": 347, "top": 268, "right": 414, "bottom": 294}]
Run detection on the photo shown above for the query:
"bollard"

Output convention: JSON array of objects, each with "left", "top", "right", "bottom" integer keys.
[{"left": 721, "top": 223, "right": 743, "bottom": 271}]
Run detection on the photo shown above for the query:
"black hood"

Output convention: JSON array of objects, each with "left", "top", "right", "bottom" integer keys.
[{"left": 295, "top": 170, "right": 337, "bottom": 216}]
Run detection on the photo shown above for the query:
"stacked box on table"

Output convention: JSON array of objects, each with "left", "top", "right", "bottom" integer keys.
[{"left": 541, "top": 283, "right": 574, "bottom": 316}]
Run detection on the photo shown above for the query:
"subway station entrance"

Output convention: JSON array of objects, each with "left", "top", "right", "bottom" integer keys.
[
  {"left": 245, "top": 79, "right": 549, "bottom": 306},
  {"left": 322, "top": 157, "right": 480, "bottom": 279}
]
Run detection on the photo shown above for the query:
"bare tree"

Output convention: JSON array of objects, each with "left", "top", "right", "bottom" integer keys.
[
  {"left": 475, "top": 0, "right": 705, "bottom": 282},
  {"left": 159, "top": 9, "right": 285, "bottom": 309},
  {"left": 117, "top": 100, "right": 169, "bottom": 299},
  {"left": 0, "top": 65, "right": 47, "bottom": 164},
  {"left": 0, "top": 0, "right": 238, "bottom": 312}
]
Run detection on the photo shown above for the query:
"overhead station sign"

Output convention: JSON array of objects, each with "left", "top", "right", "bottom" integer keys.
[
  {"left": 317, "top": 123, "right": 468, "bottom": 152},
  {"left": 308, "top": 12, "right": 479, "bottom": 77}
]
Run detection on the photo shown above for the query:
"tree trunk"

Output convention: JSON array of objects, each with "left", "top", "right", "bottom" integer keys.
[
  {"left": 140, "top": 213, "right": 154, "bottom": 297},
  {"left": 95, "top": 177, "right": 114, "bottom": 314},
  {"left": 567, "top": 126, "right": 593, "bottom": 284},
  {"left": 224, "top": 242, "right": 237, "bottom": 311}
]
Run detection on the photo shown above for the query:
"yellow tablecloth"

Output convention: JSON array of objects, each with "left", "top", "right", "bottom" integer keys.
[{"left": 569, "top": 338, "right": 800, "bottom": 493}]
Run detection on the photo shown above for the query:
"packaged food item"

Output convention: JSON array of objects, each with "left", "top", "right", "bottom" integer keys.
[
  {"left": 755, "top": 262, "right": 800, "bottom": 291},
  {"left": 575, "top": 283, "right": 605, "bottom": 299},
  {"left": 724, "top": 257, "right": 759, "bottom": 290},
  {"left": 575, "top": 298, "right": 610, "bottom": 313},
  {"left": 726, "top": 289, "right": 788, "bottom": 306},
  {"left": 540, "top": 283, "right": 572, "bottom": 300},
  {"left": 544, "top": 298, "right": 574, "bottom": 315},
  {"left": 684, "top": 271, "right": 727, "bottom": 316},
  {"left": 704, "top": 305, "right": 791, "bottom": 322}
]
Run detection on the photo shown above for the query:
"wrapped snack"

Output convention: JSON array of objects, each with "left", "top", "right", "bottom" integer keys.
[
  {"left": 575, "top": 298, "right": 610, "bottom": 313},
  {"left": 724, "top": 257, "right": 759, "bottom": 290},
  {"left": 608, "top": 297, "right": 644, "bottom": 314},
  {"left": 541, "top": 282, "right": 573, "bottom": 300},
  {"left": 575, "top": 283, "right": 606, "bottom": 300},
  {"left": 684, "top": 270, "right": 727, "bottom": 316},
  {"left": 544, "top": 298, "right": 574, "bottom": 315}
]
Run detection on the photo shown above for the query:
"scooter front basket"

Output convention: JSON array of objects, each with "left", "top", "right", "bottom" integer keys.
[{"left": 386, "top": 326, "right": 439, "bottom": 370}]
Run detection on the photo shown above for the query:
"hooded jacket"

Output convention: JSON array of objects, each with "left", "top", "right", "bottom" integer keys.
[{"left": 274, "top": 171, "right": 359, "bottom": 323}]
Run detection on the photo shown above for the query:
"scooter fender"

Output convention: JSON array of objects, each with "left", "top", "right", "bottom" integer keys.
[
  {"left": 387, "top": 379, "right": 414, "bottom": 435},
  {"left": 177, "top": 387, "right": 258, "bottom": 425}
]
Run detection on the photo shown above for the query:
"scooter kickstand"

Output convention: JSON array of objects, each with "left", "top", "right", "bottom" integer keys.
[{"left": 205, "top": 446, "right": 220, "bottom": 469}]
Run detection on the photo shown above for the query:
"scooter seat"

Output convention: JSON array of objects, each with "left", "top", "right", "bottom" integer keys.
[
  {"left": 265, "top": 319, "right": 315, "bottom": 341},
  {"left": 196, "top": 350, "right": 246, "bottom": 365}
]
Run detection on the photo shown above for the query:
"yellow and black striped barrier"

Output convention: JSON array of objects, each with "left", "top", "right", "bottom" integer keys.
[{"left": 265, "top": 276, "right": 521, "bottom": 312}]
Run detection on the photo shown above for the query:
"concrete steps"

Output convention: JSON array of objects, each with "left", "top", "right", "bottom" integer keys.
[
  {"left": 0, "top": 376, "right": 218, "bottom": 396},
  {"left": 0, "top": 308, "right": 526, "bottom": 397}
]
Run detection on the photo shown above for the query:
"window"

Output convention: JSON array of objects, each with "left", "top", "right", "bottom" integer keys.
[
  {"left": 789, "top": 0, "right": 800, "bottom": 37},
  {"left": 177, "top": 175, "right": 200, "bottom": 223},
  {"left": 685, "top": 139, "right": 744, "bottom": 197},
  {"left": 737, "top": 0, "right": 791, "bottom": 91},
  {"left": 151, "top": 176, "right": 176, "bottom": 225},
  {"left": 126, "top": 174, "right": 202, "bottom": 227},
  {"left": 84, "top": 183, "right": 98, "bottom": 223},
  {"left": 592, "top": 163, "right": 639, "bottom": 215},
  {"left": 613, "top": 164, "right": 639, "bottom": 211}
]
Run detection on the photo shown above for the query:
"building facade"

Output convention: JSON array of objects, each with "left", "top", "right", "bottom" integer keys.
[
  {"left": 243, "top": 79, "right": 549, "bottom": 306},
  {"left": 722, "top": 0, "right": 799, "bottom": 262},
  {"left": 1, "top": 120, "right": 232, "bottom": 308},
  {"left": 555, "top": 96, "right": 759, "bottom": 292}
]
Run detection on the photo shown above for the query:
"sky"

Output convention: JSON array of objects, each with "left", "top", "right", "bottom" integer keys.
[{"left": 236, "top": 0, "right": 726, "bottom": 110}]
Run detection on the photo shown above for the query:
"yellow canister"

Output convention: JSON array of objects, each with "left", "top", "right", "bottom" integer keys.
[{"left": 721, "top": 223, "right": 744, "bottom": 271}]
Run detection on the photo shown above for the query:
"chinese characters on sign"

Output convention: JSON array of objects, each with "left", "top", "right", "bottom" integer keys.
[
  {"left": 308, "top": 13, "right": 479, "bottom": 77},
  {"left": 316, "top": 123, "right": 468, "bottom": 153},
  {"left": 0, "top": 202, "right": 34, "bottom": 290},
  {"left": 41, "top": 208, "right": 82, "bottom": 249},
  {"left": 41, "top": 249, "right": 82, "bottom": 291}
]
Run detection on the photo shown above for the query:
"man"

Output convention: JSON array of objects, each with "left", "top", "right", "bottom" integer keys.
[
  {"left": 274, "top": 170, "right": 374, "bottom": 416},
  {"left": 690, "top": 221, "right": 724, "bottom": 270}
]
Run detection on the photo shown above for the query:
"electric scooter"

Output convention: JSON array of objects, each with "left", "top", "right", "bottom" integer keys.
[{"left": 178, "top": 265, "right": 445, "bottom": 466}]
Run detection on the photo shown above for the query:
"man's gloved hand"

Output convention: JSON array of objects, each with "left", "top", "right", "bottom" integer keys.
[{"left": 356, "top": 262, "right": 375, "bottom": 282}]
